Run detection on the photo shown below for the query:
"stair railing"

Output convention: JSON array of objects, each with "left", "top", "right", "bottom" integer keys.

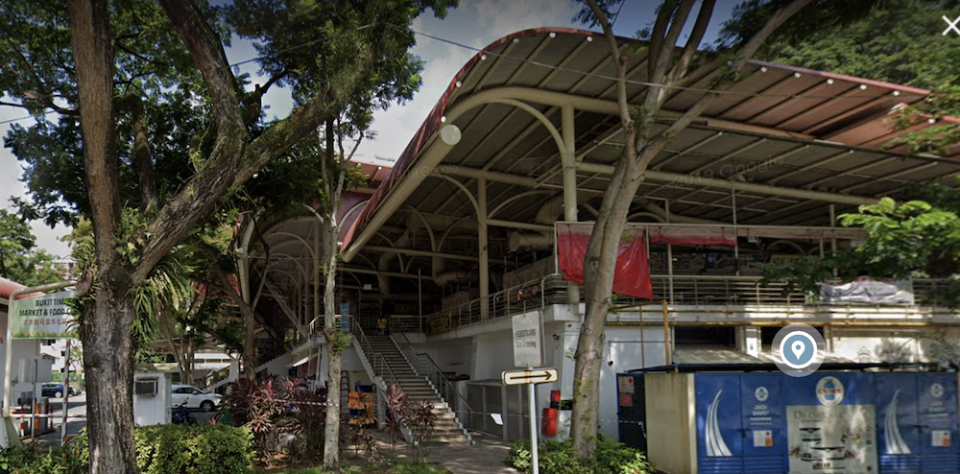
[
  {"left": 353, "top": 318, "right": 406, "bottom": 394},
  {"left": 395, "top": 332, "right": 473, "bottom": 432}
]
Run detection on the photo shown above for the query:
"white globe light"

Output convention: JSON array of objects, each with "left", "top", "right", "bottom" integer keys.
[{"left": 440, "top": 124, "right": 461, "bottom": 145}]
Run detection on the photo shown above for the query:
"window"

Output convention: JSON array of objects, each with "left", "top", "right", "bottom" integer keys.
[
  {"left": 42, "top": 339, "right": 56, "bottom": 346},
  {"left": 173, "top": 387, "right": 193, "bottom": 394}
]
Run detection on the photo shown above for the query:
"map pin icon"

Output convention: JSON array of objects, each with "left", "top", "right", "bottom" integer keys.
[{"left": 791, "top": 341, "right": 805, "bottom": 359}]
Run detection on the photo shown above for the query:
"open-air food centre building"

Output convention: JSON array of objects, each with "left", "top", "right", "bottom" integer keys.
[{"left": 231, "top": 28, "right": 960, "bottom": 452}]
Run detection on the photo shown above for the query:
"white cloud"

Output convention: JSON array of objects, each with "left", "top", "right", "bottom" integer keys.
[{"left": 355, "top": 0, "right": 579, "bottom": 163}]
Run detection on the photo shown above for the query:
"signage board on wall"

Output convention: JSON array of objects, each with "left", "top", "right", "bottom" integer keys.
[
  {"left": 11, "top": 290, "right": 76, "bottom": 339},
  {"left": 786, "top": 404, "right": 877, "bottom": 474},
  {"left": 512, "top": 312, "right": 542, "bottom": 367}
]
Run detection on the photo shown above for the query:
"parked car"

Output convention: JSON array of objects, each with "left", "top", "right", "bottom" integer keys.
[
  {"left": 41, "top": 383, "right": 74, "bottom": 398},
  {"left": 171, "top": 384, "right": 223, "bottom": 412}
]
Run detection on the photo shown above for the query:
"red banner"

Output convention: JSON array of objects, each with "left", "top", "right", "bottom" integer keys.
[
  {"left": 648, "top": 225, "right": 737, "bottom": 247},
  {"left": 556, "top": 223, "right": 653, "bottom": 299}
]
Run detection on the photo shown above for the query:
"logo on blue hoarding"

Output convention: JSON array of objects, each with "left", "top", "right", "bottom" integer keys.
[
  {"left": 755, "top": 386, "right": 769, "bottom": 402},
  {"left": 772, "top": 324, "right": 826, "bottom": 377},
  {"left": 816, "top": 376, "right": 845, "bottom": 406},
  {"left": 931, "top": 382, "right": 944, "bottom": 398}
]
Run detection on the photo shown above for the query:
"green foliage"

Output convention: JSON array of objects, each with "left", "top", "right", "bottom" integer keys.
[
  {"left": 223, "top": 377, "right": 328, "bottom": 462},
  {"left": 763, "top": 186, "right": 960, "bottom": 308},
  {"left": 1, "top": 425, "right": 253, "bottom": 474},
  {"left": 757, "top": 0, "right": 960, "bottom": 155},
  {"left": 507, "top": 439, "right": 654, "bottom": 474},
  {"left": 0, "top": 209, "right": 63, "bottom": 286},
  {"left": 131, "top": 424, "right": 254, "bottom": 474}
]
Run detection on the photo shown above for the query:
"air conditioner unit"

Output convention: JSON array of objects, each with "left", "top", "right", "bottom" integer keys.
[{"left": 135, "top": 378, "right": 158, "bottom": 397}]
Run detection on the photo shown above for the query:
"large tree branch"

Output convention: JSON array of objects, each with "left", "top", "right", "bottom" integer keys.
[
  {"left": 587, "top": 0, "right": 633, "bottom": 151},
  {"left": 647, "top": 0, "right": 677, "bottom": 81},
  {"left": 645, "top": 0, "right": 695, "bottom": 116},
  {"left": 119, "top": 94, "right": 160, "bottom": 212},
  {"left": 159, "top": 0, "right": 243, "bottom": 137},
  {"left": 637, "top": 0, "right": 817, "bottom": 172},
  {"left": 231, "top": 71, "right": 360, "bottom": 188},
  {"left": 135, "top": 0, "right": 249, "bottom": 282},
  {"left": 67, "top": 0, "right": 119, "bottom": 269},
  {"left": 1, "top": 29, "right": 79, "bottom": 116},
  {"left": 664, "top": 0, "right": 715, "bottom": 86}
]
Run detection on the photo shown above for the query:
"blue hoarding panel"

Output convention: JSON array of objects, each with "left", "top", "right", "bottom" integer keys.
[
  {"left": 875, "top": 373, "right": 921, "bottom": 473},
  {"left": 918, "top": 373, "right": 959, "bottom": 473},
  {"left": 740, "top": 374, "right": 787, "bottom": 473},
  {"left": 695, "top": 374, "right": 744, "bottom": 474}
]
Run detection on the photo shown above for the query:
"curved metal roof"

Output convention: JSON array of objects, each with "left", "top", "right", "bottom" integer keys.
[{"left": 340, "top": 28, "right": 960, "bottom": 264}]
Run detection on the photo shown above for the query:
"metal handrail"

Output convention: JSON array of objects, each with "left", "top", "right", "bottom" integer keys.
[
  {"left": 353, "top": 318, "right": 406, "bottom": 394},
  {"left": 419, "top": 274, "right": 953, "bottom": 336},
  {"left": 395, "top": 332, "right": 473, "bottom": 431}
]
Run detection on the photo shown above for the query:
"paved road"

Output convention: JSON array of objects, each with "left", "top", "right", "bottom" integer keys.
[{"left": 32, "top": 394, "right": 219, "bottom": 446}]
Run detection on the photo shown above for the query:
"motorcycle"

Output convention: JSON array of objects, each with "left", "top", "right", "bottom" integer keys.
[{"left": 172, "top": 401, "right": 198, "bottom": 426}]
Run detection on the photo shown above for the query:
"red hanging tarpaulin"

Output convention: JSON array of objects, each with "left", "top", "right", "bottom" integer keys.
[
  {"left": 647, "top": 225, "right": 737, "bottom": 247},
  {"left": 556, "top": 223, "right": 653, "bottom": 299}
]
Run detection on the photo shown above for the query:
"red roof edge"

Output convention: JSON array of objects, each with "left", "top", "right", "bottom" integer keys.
[{"left": 0, "top": 277, "right": 43, "bottom": 300}]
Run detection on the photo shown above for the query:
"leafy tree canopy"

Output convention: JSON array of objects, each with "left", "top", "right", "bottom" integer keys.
[{"left": 0, "top": 208, "right": 63, "bottom": 286}]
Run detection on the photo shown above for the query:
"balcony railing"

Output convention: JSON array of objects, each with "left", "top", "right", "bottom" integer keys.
[{"left": 396, "top": 275, "right": 949, "bottom": 337}]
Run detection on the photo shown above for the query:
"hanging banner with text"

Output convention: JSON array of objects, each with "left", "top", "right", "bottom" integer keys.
[
  {"left": 555, "top": 222, "right": 653, "bottom": 299},
  {"left": 11, "top": 290, "right": 76, "bottom": 339}
]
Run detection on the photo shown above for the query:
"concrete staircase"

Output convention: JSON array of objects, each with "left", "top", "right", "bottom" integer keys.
[{"left": 365, "top": 334, "right": 472, "bottom": 445}]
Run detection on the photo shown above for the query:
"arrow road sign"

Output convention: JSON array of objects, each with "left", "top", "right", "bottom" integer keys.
[{"left": 502, "top": 368, "right": 559, "bottom": 386}]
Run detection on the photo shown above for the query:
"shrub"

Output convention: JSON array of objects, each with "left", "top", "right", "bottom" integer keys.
[
  {"left": 506, "top": 439, "right": 654, "bottom": 474},
  {"left": 132, "top": 424, "right": 254, "bottom": 474},
  {"left": 1, "top": 425, "right": 253, "bottom": 474},
  {"left": 223, "top": 376, "right": 327, "bottom": 462}
]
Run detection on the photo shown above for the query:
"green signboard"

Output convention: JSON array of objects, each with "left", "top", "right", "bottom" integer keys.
[{"left": 10, "top": 290, "right": 76, "bottom": 339}]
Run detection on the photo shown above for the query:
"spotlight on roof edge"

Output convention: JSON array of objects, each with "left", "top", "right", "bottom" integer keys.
[
  {"left": 440, "top": 125, "right": 462, "bottom": 146},
  {"left": 549, "top": 32, "right": 556, "bottom": 38}
]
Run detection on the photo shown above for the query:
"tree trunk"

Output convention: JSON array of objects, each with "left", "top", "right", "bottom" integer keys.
[
  {"left": 81, "top": 269, "right": 137, "bottom": 474},
  {"left": 322, "top": 222, "right": 342, "bottom": 471},
  {"left": 571, "top": 156, "right": 644, "bottom": 458},
  {"left": 241, "top": 304, "right": 258, "bottom": 379}
]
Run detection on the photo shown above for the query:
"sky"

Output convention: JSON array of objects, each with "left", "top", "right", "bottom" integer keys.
[{"left": 0, "top": 0, "right": 739, "bottom": 260}]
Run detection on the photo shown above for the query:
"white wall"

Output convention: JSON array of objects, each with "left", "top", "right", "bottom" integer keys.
[
  {"left": 0, "top": 309, "right": 47, "bottom": 406},
  {"left": 598, "top": 327, "right": 666, "bottom": 438},
  {"left": 472, "top": 331, "right": 515, "bottom": 380},
  {"left": 133, "top": 372, "right": 172, "bottom": 426},
  {"left": 416, "top": 339, "right": 474, "bottom": 375}
]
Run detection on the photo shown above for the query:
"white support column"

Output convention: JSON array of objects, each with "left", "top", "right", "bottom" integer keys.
[
  {"left": 478, "top": 177, "right": 490, "bottom": 319},
  {"left": 666, "top": 201, "right": 674, "bottom": 304},
  {"left": 561, "top": 105, "right": 580, "bottom": 307},
  {"left": 732, "top": 190, "right": 740, "bottom": 276},
  {"left": 737, "top": 327, "right": 761, "bottom": 358}
]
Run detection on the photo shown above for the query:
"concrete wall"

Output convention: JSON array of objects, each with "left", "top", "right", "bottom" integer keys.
[
  {"left": 133, "top": 372, "right": 172, "bottom": 426},
  {"left": 472, "top": 331, "right": 515, "bottom": 381},
  {"left": 645, "top": 373, "right": 697, "bottom": 474},
  {"left": 599, "top": 327, "right": 667, "bottom": 438},
  {"left": 416, "top": 339, "right": 474, "bottom": 376},
  {"left": 342, "top": 346, "right": 373, "bottom": 389}
]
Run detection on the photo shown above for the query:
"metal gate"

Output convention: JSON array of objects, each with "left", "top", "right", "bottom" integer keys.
[{"left": 616, "top": 373, "right": 647, "bottom": 452}]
